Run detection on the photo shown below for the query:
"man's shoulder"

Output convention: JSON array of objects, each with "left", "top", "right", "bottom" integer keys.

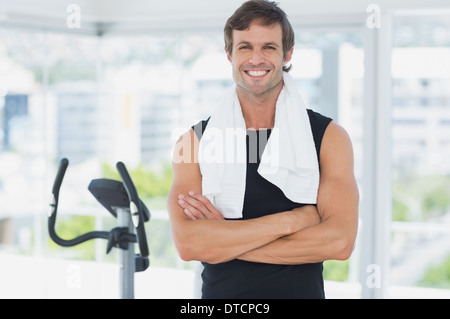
[{"left": 319, "top": 121, "right": 354, "bottom": 168}]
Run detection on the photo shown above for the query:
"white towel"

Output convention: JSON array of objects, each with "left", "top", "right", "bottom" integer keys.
[{"left": 198, "top": 72, "right": 319, "bottom": 219}]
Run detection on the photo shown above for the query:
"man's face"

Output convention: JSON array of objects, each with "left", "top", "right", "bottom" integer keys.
[{"left": 226, "top": 21, "right": 293, "bottom": 99}]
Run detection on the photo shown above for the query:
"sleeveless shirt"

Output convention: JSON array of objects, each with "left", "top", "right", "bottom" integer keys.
[{"left": 192, "top": 109, "right": 332, "bottom": 299}]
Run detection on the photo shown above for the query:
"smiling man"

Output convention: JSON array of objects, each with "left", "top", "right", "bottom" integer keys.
[
  {"left": 168, "top": 0, "right": 359, "bottom": 299},
  {"left": 228, "top": 21, "right": 291, "bottom": 129}
]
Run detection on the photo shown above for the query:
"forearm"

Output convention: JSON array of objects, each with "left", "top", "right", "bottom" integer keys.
[
  {"left": 169, "top": 196, "right": 300, "bottom": 264},
  {"left": 168, "top": 129, "right": 303, "bottom": 264},
  {"left": 181, "top": 219, "right": 289, "bottom": 264},
  {"left": 237, "top": 219, "right": 349, "bottom": 265}
]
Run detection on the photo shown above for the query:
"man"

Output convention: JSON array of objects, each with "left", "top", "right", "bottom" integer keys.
[{"left": 168, "top": 0, "right": 358, "bottom": 298}]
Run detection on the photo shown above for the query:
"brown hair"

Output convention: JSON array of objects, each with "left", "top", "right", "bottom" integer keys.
[{"left": 224, "top": 0, "right": 295, "bottom": 72}]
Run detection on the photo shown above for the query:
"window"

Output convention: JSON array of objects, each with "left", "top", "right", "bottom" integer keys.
[{"left": 391, "top": 12, "right": 450, "bottom": 291}]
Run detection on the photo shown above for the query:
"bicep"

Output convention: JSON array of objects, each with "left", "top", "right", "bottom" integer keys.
[
  {"left": 167, "top": 129, "right": 202, "bottom": 226},
  {"left": 317, "top": 122, "right": 359, "bottom": 235}
]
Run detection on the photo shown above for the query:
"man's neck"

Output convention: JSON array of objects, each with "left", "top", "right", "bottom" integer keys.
[{"left": 237, "top": 84, "right": 283, "bottom": 130}]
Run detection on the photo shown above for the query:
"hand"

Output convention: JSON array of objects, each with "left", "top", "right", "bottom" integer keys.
[{"left": 177, "top": 191, "right": 224, "bottom": 220}]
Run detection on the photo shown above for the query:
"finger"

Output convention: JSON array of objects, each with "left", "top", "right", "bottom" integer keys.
[
  {"left": 188, "top": 191, "right": 224, "bottom": 220},
  {"left": 183, "top": 208, "right": 196, "bottom": 220},
  {"left": 178, "top": 196, "right": 205, "bottom": 219},
  {"left": 188, "top": 191, "right": 216, "bottom": 212},
  {"left": 181, "top": 193, "right": 212, "bottom": 218},
  {"left": 182, "top": 202, "right": 205, "bottom": 219}
]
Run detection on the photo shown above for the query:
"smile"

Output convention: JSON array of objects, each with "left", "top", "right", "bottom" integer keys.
[{"left": 245, "top": 70, "right": 270, "bottom": 77}]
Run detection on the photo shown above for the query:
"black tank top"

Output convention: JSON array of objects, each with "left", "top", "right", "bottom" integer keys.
[{"left": 192, "top": 109, "right": 332, "bottom": 299}]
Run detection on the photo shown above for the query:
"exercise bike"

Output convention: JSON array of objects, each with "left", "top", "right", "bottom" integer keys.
[{"left": 48, "top": 158, "right": 150, "bottom": 299}]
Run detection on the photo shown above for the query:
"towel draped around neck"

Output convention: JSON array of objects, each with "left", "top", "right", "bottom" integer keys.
[{"left": 198, "top": 72, "right": 319, "bottom": 219}]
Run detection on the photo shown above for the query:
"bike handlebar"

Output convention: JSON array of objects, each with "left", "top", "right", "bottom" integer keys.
[
  {"left": 116, "top": 161, "right": 149, "bottom": 258},
  {"left": 48, "top": 158, "right": 109, "bottom": 247}
]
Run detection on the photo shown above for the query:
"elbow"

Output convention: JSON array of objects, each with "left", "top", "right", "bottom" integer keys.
[
  {"left": 174, "top": 234, "right": 221, "bottom": 263},
  {"left": 178, "top": 249, "right": 195, "bottom": 262},
  {"left": 174, "top": 235, "right": 198, "bottom": 262},
  {"left": 335, "top": 246, "right": 353, "bottom": 261},
  {"left": 178, "top": 245, "right": 225, "bottom": 264},
  {"left": 177, "top": 246, "right": 223, "bottom": 264},
  {"left": 322, "top": 226, "right": 356, "bottom": 261},
  {"left": 176, "top": 241, "right": 193, "bottom": 262},
  {"left": 169, "top": 218, "right": 230, "bottom": 264},
  {"left": 324, "top": 218, "right": 358, "bottom": 261},
  {"left": 333, "top": 237, "right": 356, "bottom": 261}
]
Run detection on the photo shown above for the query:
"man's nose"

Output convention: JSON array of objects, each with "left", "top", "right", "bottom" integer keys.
[{"left": 249, "top": 49, "right": 265, "bottom": 65}]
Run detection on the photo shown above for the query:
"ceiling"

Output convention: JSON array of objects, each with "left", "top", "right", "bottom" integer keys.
[{"left": 0, "top": 0, "right": 449, "bottom": 36}]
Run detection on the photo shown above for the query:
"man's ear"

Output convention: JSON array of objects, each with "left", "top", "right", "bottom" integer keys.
[
  {"left": 284, "top": 47, "right": 294, "bottom": 65},
  {"left": 225, "top": 47, "right": 232, "bottom": 63}
]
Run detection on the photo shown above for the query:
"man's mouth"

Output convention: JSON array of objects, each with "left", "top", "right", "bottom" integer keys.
[{"left": 245, "top": 70, "right": 270, "bottom": 77}]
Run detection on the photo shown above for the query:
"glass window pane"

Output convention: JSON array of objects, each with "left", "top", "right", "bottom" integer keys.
[
  {"left": 391, "top": 13, "right": 450, "bottom": 291},
  {"left": 0, "top": 28, "right": 48, "bottom": 255}
]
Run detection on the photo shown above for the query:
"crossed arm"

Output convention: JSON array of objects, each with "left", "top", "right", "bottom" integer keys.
[{"left": 167, "top": 122, "right": 359, "bottom": 265}]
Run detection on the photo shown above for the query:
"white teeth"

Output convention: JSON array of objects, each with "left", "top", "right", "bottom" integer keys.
[{"left": 247, "top": 70, "right": 267, "bottom": 77}]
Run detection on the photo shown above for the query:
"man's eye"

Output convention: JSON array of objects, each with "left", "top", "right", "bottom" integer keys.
[
  {"left": 265, "top": 46, "right": 276, "bottom": 50},
  {"left": 239, "top": 46, "right": 250, "bottom": 50}
]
